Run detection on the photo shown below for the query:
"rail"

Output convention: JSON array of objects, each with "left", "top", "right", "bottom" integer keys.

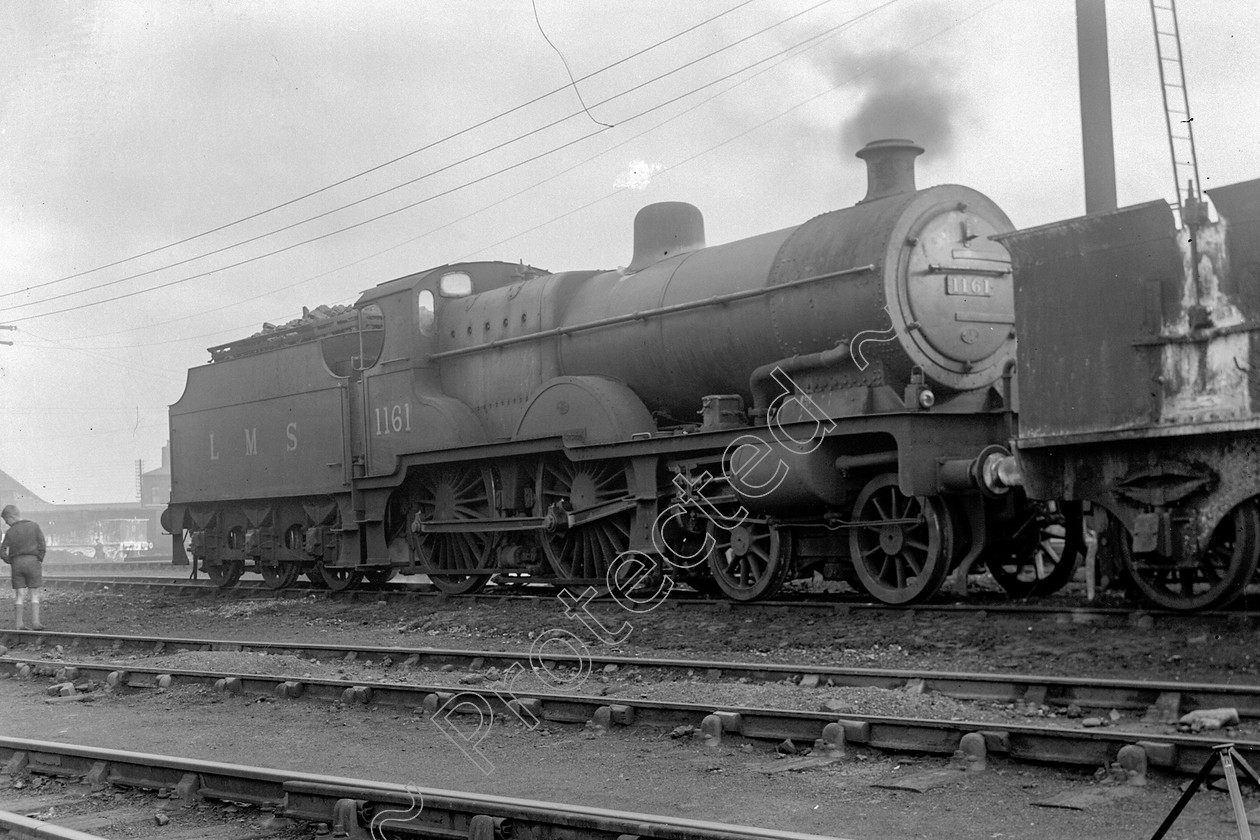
[{"left": 0, "top": 736, "right": 838, "bottom": 840}]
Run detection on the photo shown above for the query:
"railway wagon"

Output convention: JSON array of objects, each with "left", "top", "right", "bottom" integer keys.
[
  {"left": 995, "top": 176, "right": 1260, "bottom": 610},
  {"left": 166, "top": 139, "right": 1062, "bottom": 604}
]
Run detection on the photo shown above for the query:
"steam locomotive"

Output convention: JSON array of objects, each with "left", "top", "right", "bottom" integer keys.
[
  {"left": 163, "top": 135, "right": 1260, "bottom": 610},
  {"left": 165, "top": 138, "right": 1056, "bottom": 606}
]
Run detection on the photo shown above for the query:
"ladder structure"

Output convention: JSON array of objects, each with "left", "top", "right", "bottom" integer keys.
[{"left": 1148, "top": 0, "right": 1201, "bottom": 216}]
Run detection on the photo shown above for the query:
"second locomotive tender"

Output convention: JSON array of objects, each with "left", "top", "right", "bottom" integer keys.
[{"left": 166, "top": 139, "right": 1060, "bottom": 604}]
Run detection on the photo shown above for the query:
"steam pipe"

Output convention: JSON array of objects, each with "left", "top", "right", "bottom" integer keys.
[{"left": 750, "top": 342, "right": 851, "bottom": 418}]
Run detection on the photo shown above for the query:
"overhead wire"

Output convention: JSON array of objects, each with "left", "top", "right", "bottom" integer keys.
[
  {"left": 532, "top": 0, "right": 615, "bottom": 128},
  {"left": 463, "top": 0, "right": 1006, "bottom": 259},
  {"left": 5, "top": 1, "right": 999, "bottom": 503},
  {"left": 0, "top": 0, "right": 759, "bottom": 301},
  {"left": 15, "top": 326, "right": 189, "bottom": 380},
  {"left": 3, "top": 0, "right": 847, "bottom": 319},
  {"left": 22, "top": 0, "right": 907, "bottom": 342}
]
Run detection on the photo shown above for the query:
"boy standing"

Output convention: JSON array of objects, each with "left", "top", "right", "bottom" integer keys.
[{"left": 1, "top": 505, "right": 46, "bottom": 630}]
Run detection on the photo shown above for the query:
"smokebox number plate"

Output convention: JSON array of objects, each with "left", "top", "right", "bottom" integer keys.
[{"left": 945, "top": 276, "right": 993, "bottom": 296}]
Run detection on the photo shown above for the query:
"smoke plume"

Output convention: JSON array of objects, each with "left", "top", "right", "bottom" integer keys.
[{"left": 835, "top": 49, "right": 965, "bottom": 158}]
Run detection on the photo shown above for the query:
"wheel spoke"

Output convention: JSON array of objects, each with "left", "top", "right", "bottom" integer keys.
[
  {"left": 848, "top": 473, "right": 950, "bottom": 605},
  {"left": 1119, "top": 502, "right": 1260, "bottom": 611},
  {"left": 704, "top": 516, "right": 789, "bottom": 603},
  {"left": 538, "top": 458, "right": 633, "bottom": 582},
  {"left": 985, "top": 500, "right": 1083, "bottom": 599},
  {"left": 412, "top": 466, "right": 495, "bottom": 594}
]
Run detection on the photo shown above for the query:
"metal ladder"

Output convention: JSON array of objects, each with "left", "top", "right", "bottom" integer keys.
[{"left": 1148, "top": 0, "right": 1201, "bottom": 216}]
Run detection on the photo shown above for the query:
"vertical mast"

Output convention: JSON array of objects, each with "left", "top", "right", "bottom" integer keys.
[{"left": 1076, "top": 0, "right": 1118, "bottom": 214}]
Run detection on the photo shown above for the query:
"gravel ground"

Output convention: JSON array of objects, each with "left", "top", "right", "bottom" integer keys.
[
  {"left": 35, "top": 584, "right": 1260, "bottom": 682},
  {"left": 22, "top": 645, "right": 1253, "bottom": 744},
  {"left": 1, "top": 584, "right": 1257, "bottom": 839},
  {"left": 0, "top": 677, "right": 1251, "bottom": 840}
]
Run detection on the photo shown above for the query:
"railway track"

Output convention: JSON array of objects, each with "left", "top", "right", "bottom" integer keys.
[
  {"left": 4, "top": 629, "right": 1258, "bottom": 722},
  {"left": 1, "top": 630, "right": 1255, "bottom": 779},
  {"left": 0, "top": 735, "right": 835, "bottom": 840},
  {"left": 38, "top": 573, "right": 1260, "bottom": 628}
]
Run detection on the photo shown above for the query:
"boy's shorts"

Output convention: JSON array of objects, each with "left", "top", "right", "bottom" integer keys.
[{"left": 10, "top": 556, "right": 42, "bottom": 589}]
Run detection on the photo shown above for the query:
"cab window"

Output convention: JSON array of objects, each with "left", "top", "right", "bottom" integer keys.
[
  {"left": 417, "top": 290, "right": 435, "bottom": 335},
  {"left": 439, "top": 271, "right": 473, "bottom": 297}
]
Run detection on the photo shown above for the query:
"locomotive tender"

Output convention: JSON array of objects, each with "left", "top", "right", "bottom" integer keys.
[
  {"left": 995, "top": 176, "right": 1260, "bottom": 610},
  {"left": 165, "top": 138, "right": 1063, "bottom": 605}
]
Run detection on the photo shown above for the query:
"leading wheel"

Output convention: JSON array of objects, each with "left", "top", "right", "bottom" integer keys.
[
  {"left": 706, "top": 519, "right": 792, "bottom": 602},
  {"left": 414, "top": 466, "right": 496, "bottom": 595},
  {"left": 1119, "top": 502, "right": 1260, "bottom": 611},
  {"left": 985, "top": 500, "right": 1085, "bottom": 598},
  {"left": 538, "top": 458, "right": 632, "bottom": 584},
  {"left": 848, "top": 473, "right": 952, "bottom": 605}
]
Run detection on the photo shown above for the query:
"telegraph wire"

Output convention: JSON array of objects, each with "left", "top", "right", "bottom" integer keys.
[
  {"left": 532, "top": 0, "right": 615, "bottom": 128},
  {"left": 0, "top": 123, "right": 596, "bottom": 324},
  {"left": 9, "top": 0, "right": 899, "bottom": 329},
  {"left": 4, "top": 0, "right": 847, "bottom": 318},
  {"left": 16, "top": 326, "right": 188, "bottom": 380},
  {"left": 464, "top": 0, "right": 1006, "bottom": 259},
  {"left": 6, "top": 1, "right": 992, "bottom": 503},
  {"left": 0, "top": 0, "right": 759, "bottom": 301}
]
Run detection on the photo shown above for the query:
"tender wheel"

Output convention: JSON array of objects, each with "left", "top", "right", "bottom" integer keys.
[
  {"left": 258, "top": 524, "right": 303, "bottom": 590},
  {"left": 985, "top": 500, "right": 1085, "bottom": 598},
  {"left": 363, "top": 566, "right": 398, "bottom": 587},
  {"left": 848, "top": 473, "right": 952, "bottom": 605},
  {"left": 706, "top": 519, "right": 792, "bottom": 602},
  {"left": 317, "top": 563, "right": 362, "bottom": 592},
  {"left": 205, "top": 558, "right": 244, "bottom": 589},
  {"left": 1119, "top": 502, "right": 1260, "bottom": 611},
  {"left": 538, "top": 458, "right": 633, "bottom": 584},
  {"left": 415, "top": 466, "right": 496, "bottom": 595},
  {"left": 259, "top": 561, "right": 300, "bottom": 590}
]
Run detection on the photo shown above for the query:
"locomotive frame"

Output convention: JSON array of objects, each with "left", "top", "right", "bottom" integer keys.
[{"left": 166, "top": 139, "right": 1072, "bottom": 606}]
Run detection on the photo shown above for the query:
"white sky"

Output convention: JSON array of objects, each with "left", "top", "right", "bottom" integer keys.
[{"left": 1, "top": 0, "right": 1257, "bottom": 504}]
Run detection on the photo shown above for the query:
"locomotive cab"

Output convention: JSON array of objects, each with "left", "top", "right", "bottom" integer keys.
[{"left": 350, "top": 262, "right": 551, "bottom": 476}]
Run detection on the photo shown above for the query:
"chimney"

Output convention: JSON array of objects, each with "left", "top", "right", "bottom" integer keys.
[
  {"left": 1076, "top": 0, "right": 1117, "bottom": 213},
  {"left": 855, "top": 138, "right": 924, "bottom": 203},
  {"left": 627, "top": 202, "right": 705, "bottom": 273}
]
